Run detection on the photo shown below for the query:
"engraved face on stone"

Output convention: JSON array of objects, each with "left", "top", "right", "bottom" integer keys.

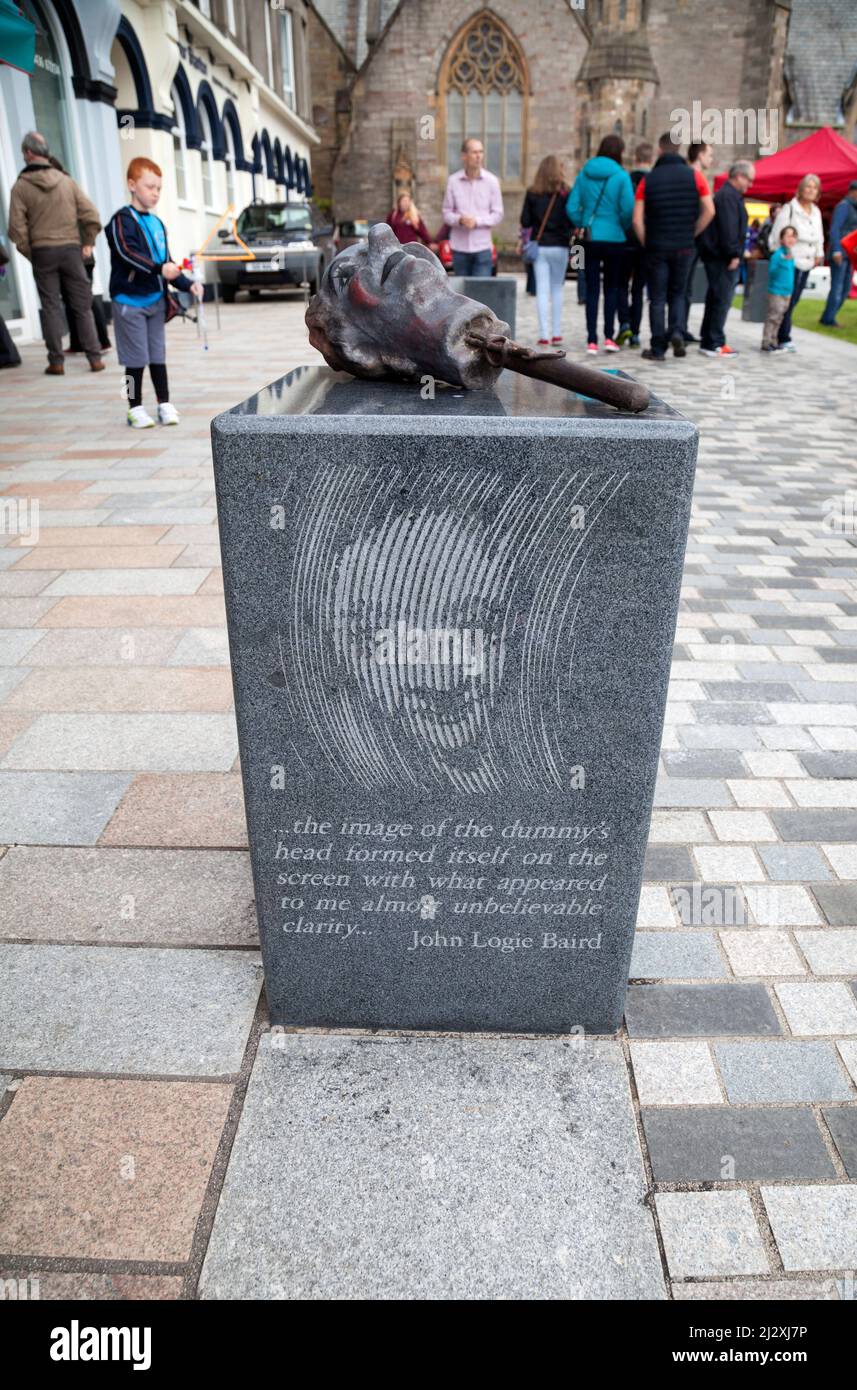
[
  {"left": 305, "top": 222, "right": 507, "bottom": 390},
  {"left": 332, "top": 509, "right": 508, "bottom": 759},
  {"left": 273, "top": 461, "right": 627, "bottom": 795}
]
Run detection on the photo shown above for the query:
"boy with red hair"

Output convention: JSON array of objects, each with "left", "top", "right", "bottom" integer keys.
[{"left": 106, "top": 157, "right": 202, "bottom": 427}]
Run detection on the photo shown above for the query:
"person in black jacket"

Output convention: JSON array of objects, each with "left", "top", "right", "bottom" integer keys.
[
  {"left": 696, "top": 159, "right": 755, "bottom": 357},
  {"left": 632, "top": 132, "right": 714, "bottom": 360},
  {"left": 106, "top": 156, "right": 200, "bottom": 428},
  {"left": 520, "top": 156, "right": 574, "bottom": 343}
]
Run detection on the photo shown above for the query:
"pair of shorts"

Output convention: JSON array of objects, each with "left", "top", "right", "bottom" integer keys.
[{"left": 113, "top": 297, "right": 166, "bottom": 368}]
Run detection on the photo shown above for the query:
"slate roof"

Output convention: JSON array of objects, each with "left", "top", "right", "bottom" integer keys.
[{"left": 784, "top": 0, "right": 857, "bottom": 126}]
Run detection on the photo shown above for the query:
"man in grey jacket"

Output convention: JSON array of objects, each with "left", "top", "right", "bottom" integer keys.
[{"left": 8, "top": 132, "right": 104, "bottom": 375}]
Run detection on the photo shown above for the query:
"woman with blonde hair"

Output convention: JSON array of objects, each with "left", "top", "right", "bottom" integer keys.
[
  {"left": 769, "top": 173, "right": 824, "bottom": 351},
  {"left": 387, "top": 191, "right": 432, "bottom": 247},
  {"left": 520, "top": 155, "right": 574, "bottom": 344}
]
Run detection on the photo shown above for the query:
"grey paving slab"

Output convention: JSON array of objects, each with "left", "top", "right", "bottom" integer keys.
[
  {"left": 762, "top": 1186, "right": 857, "bottom": 1272},
  {"left": 812, "top": 885, "right": 857, "bottom": 927},
  {"left": 672, "top": 1279, "right": 840, "bottom": 1300},
  {"left": 800, "top": 753, "right": 857, "bottom": 779},
  {"left": 106, "top": 508, "right": 217, "bottom": 526},
  {"left": 0, "top": 669, "right": 28, "bottom": 703},
  {"left": 653, "top": 777, "right": 733, "bottom": 808},
  {"left": 715, "top": 1041, "right": 855, "bottom": 1102},
  {"left": 759, "top": 845, "right": 831, "bottom": 882},
  {"left": 822, "top": 1108, "right": 857, "bottom": 1178},
  {"left": 795, "top": 682, "right": 857, "bottom": 703},
  {"left": 776, "top": 981, "right": 857, "bottom": 1035},
  {"left": 655, "top": 1192, "right": 768, "bottom": 1278},
  {"left": 0, "top": 847, "right": 257, "bottom": 946},
  {"left": 167, "top": 628, "right": 231, "bottom": 666},
  {"left": 772, "top": 811, "right": 857, "bottom": 842},
  {"left": 670, "top": 882, "right": 748, "bottom": 927},
  {"left": 625, "top": 984, "right": 781, "bottom": 1037},
  {"left": 0, "top": 771, "right": 131, "bottom": 845},
  {"left": 629, "top": 1040, "right": 722, "bottom": 1105},
  {"left": 642, "top": 1106, "right": 835, "bottom": 1181},
  {"left": 737, "top": 664, "right": 809, "bottom": 682},
  {"left": 694, "top": 706, "right": 774, "bottom": 729},
  {"left": 23, "top": 627, "right": 182, "bottom": 667},
  {"left": 1, "top": 713, "right": 238, "bottom": 771},
  {"left": 0, "top": 550, "right": 29, "bottom": 570},
  {"left": 679, "top": 726, "right": 762, "bottom": 750},
  {"left": 661, "top": 751, "right": 747, "bottom": 779},
  {"left": 629, "top": 932, "right": 726, "bottom": 980},
  {"left": 200, "top": 1034, "right": 666, "bottom": 1301},
  {"left": 796, "top": 930, "right": 857, "bottom": 975},
  {"left": 642, "top": 846, "right": 695, "bottom": 881},
  {"left": 0, "top": 943, "right": 262, "bottom": 1075},
  {"left": 0, "top": 630, "right": 45, "bottom": 666},
  {"left": 41, "top": 568, "right": 209, "bottom": 597},
  {"left": 702, "top": 682, "right": 800, "bottom": 703}
]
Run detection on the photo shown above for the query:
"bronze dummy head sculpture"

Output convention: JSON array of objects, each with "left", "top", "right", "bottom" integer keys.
[
  {"left": 306, "top": 221, "right": 506, "bottom": 390},
  {"left": 306, "top": 223, "right": 650, "bottom": 413}
]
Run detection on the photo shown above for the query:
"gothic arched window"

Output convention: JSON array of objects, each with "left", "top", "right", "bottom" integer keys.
[{"left": 441, "top": 12, "right": 527, "bottom": 182}]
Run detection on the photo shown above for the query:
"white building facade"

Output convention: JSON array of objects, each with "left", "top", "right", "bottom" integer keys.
[{"left": 1, "top": 0, "right": 318, "bottom": 342}]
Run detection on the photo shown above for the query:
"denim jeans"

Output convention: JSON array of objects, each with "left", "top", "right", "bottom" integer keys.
[
  {"left": 820, "top": 257, "right": 853, "bottom": 324},
  {"left": 700, "top": 257, "right": 739, "bottom": 350},
  {"left": 452, "top": 248, "right": 493, "bottom": 277},
  {"left": 533, "top": 244, "right": 569, "bottom": 338},
  {"left": 617, "top": 244, "right": 645, "bottom": 335},
  {"left": 583, "top": 240, "right": 623, "bottom": 343},
  {"left": 778, "top": 267, "right": 809, "bottom": 344},
  {"left": 645, "top": 247, "right": 693, "bottom": 354},
  {"left": 682, "top": 250, "right": 701, "bottom": 338}
]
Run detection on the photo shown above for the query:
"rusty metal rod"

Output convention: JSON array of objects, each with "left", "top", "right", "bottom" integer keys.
[{"left": 465, "top": 330, "right": 651, "bottom": 414}]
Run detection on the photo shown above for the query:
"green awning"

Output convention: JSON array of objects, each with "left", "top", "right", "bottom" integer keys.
[{"left": 0, "top": 0, "right": 35, "bottom": 75}]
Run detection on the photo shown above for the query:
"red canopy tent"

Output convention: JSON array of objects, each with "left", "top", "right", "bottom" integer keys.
[{"left": 714, "top": 127, "right": 857, "bottom": 211}]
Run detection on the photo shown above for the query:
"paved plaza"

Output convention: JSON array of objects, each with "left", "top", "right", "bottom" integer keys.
[{"left": 0, "top": 282, "right": 856, "bottom": 1299}]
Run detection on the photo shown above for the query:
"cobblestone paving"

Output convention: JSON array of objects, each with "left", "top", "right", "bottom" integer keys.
[{"left": 0, "top": 282, "right": 855, "bottom": 1299}]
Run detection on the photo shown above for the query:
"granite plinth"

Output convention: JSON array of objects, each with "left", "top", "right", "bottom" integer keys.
[
  {"left": 448, "top": 274, "right": 517, "bottom": 337},
  {"left": 689, "top": 259, "right": 708, "bottom": 305},
  {"left": 212, "top": 366, "right": 697, "bottom": 1033},
  {"left": 742, "top": 260, "right": 769, "bottom": 323}
]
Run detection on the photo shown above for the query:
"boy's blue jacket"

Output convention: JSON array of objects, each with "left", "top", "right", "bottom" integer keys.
[{"left": 105, "top": 206, "right": 193, "bottom": 300}]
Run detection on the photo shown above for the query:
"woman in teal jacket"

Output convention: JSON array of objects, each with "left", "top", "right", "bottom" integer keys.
[{"left": 566, "top": 135, "right": 635, "bottom": 351}]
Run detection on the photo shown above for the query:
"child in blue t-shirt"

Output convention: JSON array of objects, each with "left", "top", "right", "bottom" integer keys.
[
  {"left": 106, "top": 157, "right": 202, "bottom": 426},
  {"left": 761, "top": 226, "right": 797, "bottom": 352}
]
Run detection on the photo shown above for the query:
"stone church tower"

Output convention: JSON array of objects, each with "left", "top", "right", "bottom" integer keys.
[{"left": 308, "top": 0, "right": 793, "bottom": 245}]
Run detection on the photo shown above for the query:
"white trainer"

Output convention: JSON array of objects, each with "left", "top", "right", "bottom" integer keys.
[
  {"left": 157, "top": 402, "right": 180, "bottom": 426},
  {"left": 127, "top": 405, "right": 155, "bottom": 428}
]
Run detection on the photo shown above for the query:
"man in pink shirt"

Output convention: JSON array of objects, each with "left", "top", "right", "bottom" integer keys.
[{"left": 441, "top": 138, "right": 504, "bottom": 277}]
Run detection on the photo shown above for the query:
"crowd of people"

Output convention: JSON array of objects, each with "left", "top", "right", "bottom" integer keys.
[
  {"left": 391, "top": 134, "right": 856, "bottom": 361},
  {"left": 3, "top": 128, "right": 855, "bottom": 393}
]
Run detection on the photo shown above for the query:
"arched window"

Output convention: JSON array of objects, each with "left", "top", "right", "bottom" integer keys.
[
  {"left": 171, "top": 84, "right": 189, "bottom": 202},
  {"left": 199, "top": 101, "right": 215, "bottom": 209},
  {"left": 441, "top": 12, "right": 526, "bottom": 182},
  {"left": 224, "top": 118, "right": 237, "bottom": 206},
  {"left": 20, "top": 0, "right": 77, "bottom": 176}
]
